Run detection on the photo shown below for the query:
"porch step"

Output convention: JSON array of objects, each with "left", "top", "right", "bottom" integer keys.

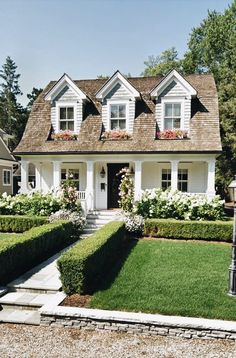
[
  {"left": 0, "top": 308, "right": 40, "bottom": 325},
  {"left": 0, "top": 287, "right": 8, "bottom": 297},
  {"left": 0, "top": 292, "right": 56, "bottom": 311}
]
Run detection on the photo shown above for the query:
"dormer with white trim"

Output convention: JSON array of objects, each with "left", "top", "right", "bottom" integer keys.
[
  {"left": 96, "top": 71, "right": 140, "bottom": 134},
  {"left": 150, "top": 70, "right": 197, "bottom": 134},
  {"left": 45, "top": 73, "right": 87, "bottom": 134}
]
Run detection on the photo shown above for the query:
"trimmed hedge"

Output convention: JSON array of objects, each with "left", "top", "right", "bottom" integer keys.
[
  {"left": 0, "top": 215, "right": 48, "bottom": 233},
  {"left": 0, "top": 221, "right": 77, "bottom": 285},
  {"left": 144, "top": 219, "right": 233, "bottom": 242},
  {"left": 58, "top": 221, "right": 125, "bottom": 295}
]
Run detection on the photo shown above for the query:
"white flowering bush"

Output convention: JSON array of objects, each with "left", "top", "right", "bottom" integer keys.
[
  {"left": 134, "top": 189, "right": 226, "bottom": 221},
  {"left": 123, "top": 212, "right": 144, "bottom": 235},
  {"left": 49, "top": 209, "right": 86, "bottom": 231},
  {"left": 0, "top": 192, "right": 61, "bottom": 216},
  {"left": 0, "top": 180, "right": 83, "bottom": 217}
]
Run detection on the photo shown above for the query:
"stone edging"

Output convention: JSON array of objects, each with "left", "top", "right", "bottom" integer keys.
[{"left": 39, "top": 293, "right": 236, "bottom": 340}]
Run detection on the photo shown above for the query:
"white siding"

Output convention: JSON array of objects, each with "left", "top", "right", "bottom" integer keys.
[
  {"left": 155, "top": 80, "right": 191, "bottom": 132},
  {"left": 102, "top": 82, "right": 135, "bottom": 133},
  {"left": 51, "top": 85, "right": 83, "bottom": 134},
  {"left": 142, "top": 162, "right": 207, "bottom": 194}
]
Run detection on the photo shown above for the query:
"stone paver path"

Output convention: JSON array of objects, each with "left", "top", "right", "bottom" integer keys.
[{"left": 0, "top": 247, "right": 69, "bottom": 325}]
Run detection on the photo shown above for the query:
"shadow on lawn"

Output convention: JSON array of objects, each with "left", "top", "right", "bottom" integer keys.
[{"left": 92, "top": 238, "right": 138, "bottom": 294}]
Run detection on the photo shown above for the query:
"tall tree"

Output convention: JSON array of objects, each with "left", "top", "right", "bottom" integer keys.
[
  {"left": 142, "top": 47, "right": 182, "bottom": 76},
  {"left": 0, "top": 56, "right": 27, "bottom": 149},
  {"left": 27, "top": 87, "right": 43, "bottom": 110},
  {"left": 182, "top": 1, "right": 236, "bottom": 197}
]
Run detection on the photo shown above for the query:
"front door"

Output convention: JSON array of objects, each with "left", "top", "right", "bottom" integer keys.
[{"left": 107, "top": 163, "right": 129, "bottom": 209}]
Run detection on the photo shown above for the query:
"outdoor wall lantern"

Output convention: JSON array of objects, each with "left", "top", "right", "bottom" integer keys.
[
  {"left": 100, "top": 166, "right": 106, "bottom": 178},
  {"left": 228, "top": 175, "right": 236, "bottom": 295}
]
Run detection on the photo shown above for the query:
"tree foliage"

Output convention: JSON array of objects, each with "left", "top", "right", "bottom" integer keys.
[
  {"left": 0, "top": 56, "right": 27, "bottom": 149},
  {"left": 142, "top": 47, "right": 182, "bottom": 76}
]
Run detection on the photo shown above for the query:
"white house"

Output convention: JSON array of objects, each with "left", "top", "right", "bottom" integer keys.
[
  {"left": 0, "top": 129, "right": 16, "bottom": 195},
  {"left": 14, "top": 70, "right": 222, "bottom": 211}
]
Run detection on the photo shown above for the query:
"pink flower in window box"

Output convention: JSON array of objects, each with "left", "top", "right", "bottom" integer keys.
[
  {"left": 52, "top": 130, "right": 78, "bottom": 141},
  {"left": 157, "top": 129, "right": 188, "bottom": 139}
]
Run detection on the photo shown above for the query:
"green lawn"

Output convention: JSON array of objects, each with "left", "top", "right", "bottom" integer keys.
[{"left": 90, "top": 239, "right": 236, "bottom": 320}]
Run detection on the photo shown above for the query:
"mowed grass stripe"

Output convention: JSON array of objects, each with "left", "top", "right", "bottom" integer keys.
[{"left": 90, "top": 239, "right": 236, "bottom": 320}]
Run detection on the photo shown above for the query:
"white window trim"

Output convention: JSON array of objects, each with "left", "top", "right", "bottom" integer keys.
[
  {"left": 161, "top": 97, "right": 185, "bottom": 131},
  {"left": 3, "top": 169, "right": 12, "bottom": 186},
  {"left": 56, "top": 101, "right": 77, "bottom": 133},
  {"left": 107, "top": 99, "right": 129, "bottom": 131}
]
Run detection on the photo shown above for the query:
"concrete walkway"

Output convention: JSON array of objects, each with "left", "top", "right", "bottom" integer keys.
[{"left": 0, "top": 248, "right": 67, "bottom": 325}]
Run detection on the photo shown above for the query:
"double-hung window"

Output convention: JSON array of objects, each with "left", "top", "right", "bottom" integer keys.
[
  {"left": 178, "top": 169, "right": 188, "bottom": 192},
  {"left": 164, "top": 103, "right": 181, "bottom": 130},
  {"left": 3, "top": 169, "right": 11, "bottom": 186},
  {"left": 59, "top": 106, "right": 74, "bottom": 131},
  {"left": 161, "top": 169, "right": 171, "bottom": 190},
  {"left": 110, "top": 104, "right": 126, "bottom": 130}
]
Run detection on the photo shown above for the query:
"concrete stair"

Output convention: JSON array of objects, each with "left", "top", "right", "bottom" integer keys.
[
  {"left": 81, "top": 210, "right": 121, "bottom": 237},
  {"left": 0, "top": 248, "right": 68, "bottom": 325}
]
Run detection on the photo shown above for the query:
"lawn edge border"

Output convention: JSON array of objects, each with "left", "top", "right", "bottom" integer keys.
[{"left": 39, "top": 293, "right": 236, "bottom": 340}]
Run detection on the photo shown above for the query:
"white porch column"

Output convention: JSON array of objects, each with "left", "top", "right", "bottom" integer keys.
[
  {"left": 34, "top": 162, "right": 42, "bottom": 192},
  {"left": 134, "top": 161, "right": 142, "bottom": 201},
  {"left": 206, "top": 159, "right": 216, "bottom": 197},
  {"left": 52, "top": 161, "right": 61, "bottom": 189},
  {"left": 86, "top": 161, "right": 94, "bottom": 211},
  {"left": 171, "top": 160, "right": 179, "bottom": 191},
  {"left": 20, "top": 160, "right": 29, "bottom": 193}
]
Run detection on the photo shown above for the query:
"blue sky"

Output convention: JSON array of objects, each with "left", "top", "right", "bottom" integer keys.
[{"left": 0, "top": 0, "right": 231, "bottom": 105}]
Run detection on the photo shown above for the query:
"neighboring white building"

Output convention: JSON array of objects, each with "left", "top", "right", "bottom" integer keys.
[
  {"left": 0, "top": 129, "right": 16, "bottom": 195},
  {"left": 14, "top": 70, "right": 222, "bottom": 211}
]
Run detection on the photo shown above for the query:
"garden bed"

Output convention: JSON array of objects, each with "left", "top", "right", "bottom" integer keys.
[{"left": 62, "top": 238, "right": 236, "bottom": 321}]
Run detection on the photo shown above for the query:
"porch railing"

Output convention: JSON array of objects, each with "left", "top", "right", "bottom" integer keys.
[{"left": 78, "top": 191, "right": 86, "bottom": 200}]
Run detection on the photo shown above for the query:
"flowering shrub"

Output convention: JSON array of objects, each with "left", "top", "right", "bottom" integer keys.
[
  {"left": 118, "top": 167, "right": 134, "bottom": 212},
  {"left": 101, "top": 130, "right": 132, "bottom": 140},
  {"left": 0, "top": 192, "right": 61, "bottom": 216},
  {"left": 52, "top": 130, "right": 78, "bottom": 141},
  {"left": 134, "top": 189, "right": 226, "bottom": 221},
  {"left": 55, "top": 179, "right": 82, "bottom": 212},
  {"left": 157, "top": 130, "right": 188, "bottom": 139},
  {"left": 0, "top": 181, "right": 83, "bottom": 217},
  {"left": 49, "top": 209, "right": 86, "bottom": 231},
  {"left": 123, "top": 212, "right": 144, "bottom": 235}
]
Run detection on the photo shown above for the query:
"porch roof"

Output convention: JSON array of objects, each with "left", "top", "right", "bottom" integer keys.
[{"left": 14, "top": 74, "right": 222, "bottom": 155}]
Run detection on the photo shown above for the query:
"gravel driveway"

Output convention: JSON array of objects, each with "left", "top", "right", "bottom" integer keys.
[{"left": 0, "top": 324, "right": 236, "bottom": 358}]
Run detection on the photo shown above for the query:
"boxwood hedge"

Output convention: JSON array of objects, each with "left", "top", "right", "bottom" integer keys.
[
  {"left": 0, "top": 221, "right": 77, "bottom": 285},
  {"left": 144, "top": 219, "right": 233, "bottom": 242},
  {"left": 57, "top": 221, "right": 125, "bottom": 295},
  {"left": 0, "top": 215, "right": 47, "bottom": 233}
]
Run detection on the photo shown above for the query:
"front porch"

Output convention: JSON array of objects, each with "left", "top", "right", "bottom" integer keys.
[{"left": 20, "top": 155, "right": 216, "bottom": 212}]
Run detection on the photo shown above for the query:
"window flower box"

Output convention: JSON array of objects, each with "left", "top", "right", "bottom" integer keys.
[
  {"left": 101, "top": 130, "right": 132, "bottom": 141},
  {"left": 52, "top": 130, "right": 78, "bottom": 141},
  {"left": 156, "top": 129, "right": 189, "bottom": 140}
]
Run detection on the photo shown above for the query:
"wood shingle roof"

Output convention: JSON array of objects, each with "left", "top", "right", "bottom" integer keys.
[{"left": 14, "top": 74, "right": 222, "bottom": 155}]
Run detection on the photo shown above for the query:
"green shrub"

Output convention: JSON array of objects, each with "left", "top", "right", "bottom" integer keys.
[
  {"left": 58, "top": 221, "right": 125, "bottom": 294},
  {"left": 134, "top": 189, "right": 226, "bottom": 221},
  {"left": 0, "top": 221, "right": 77, "bottom": 285},
  {"left": 144, "top": 219, "right": 233, "bottom": 242},
  {"left": 0, "top": 215, "right": 47, "bottom": 233}
]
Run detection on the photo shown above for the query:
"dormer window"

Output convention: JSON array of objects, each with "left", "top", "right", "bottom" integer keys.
[
  {"left": 110, "top": 103, "right": 127, "bottom": 130},
  {"left": 164, "top": 103, "right": 181, "bottom": 130},
  {"left": 59, "top": 106, "right": 74, "bottom": 131}
]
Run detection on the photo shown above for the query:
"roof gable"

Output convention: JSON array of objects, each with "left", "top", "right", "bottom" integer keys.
[
  {"left": 95, "top": 70, "right": 140, "bottom": 100},
  {"left": 44, "top": 73, "right": 87, "bottom": 101},
  {"left": 150, "top": 69, "right": 197, "bottom": 98},
  {"left": 0, "top": 136, "right": 15, "bottom": 162}
]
